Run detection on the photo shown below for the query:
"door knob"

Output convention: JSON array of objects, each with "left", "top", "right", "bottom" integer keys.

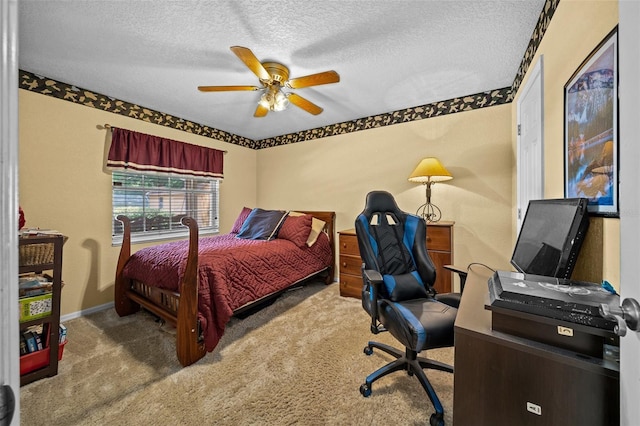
[
  {"left": 599, "top": 297, "right": 640, "bottom": 336},
  {"left": 0, "top": 384, "right": 15, "bottom": 426}
]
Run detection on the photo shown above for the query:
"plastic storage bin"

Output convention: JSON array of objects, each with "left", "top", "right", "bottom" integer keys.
[{"left": 20, "top": 340, "right": 67, "bottom": 376}]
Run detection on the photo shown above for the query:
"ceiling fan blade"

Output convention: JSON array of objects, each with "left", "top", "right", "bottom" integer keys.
[
  {"left": 254, "top": 104, "right": 269, "bottom": 117},
  {"left": 230, "top": 46, "right": 271, "bottom": 81},
  {"left": 286, "top": 70, "right": 340, "bottom": 89},
  {"left": 288, "top": 93, "right": 323, "bottom": 115},
  {"left": 198, "top": 85, "right": 261, "bottom": 92}
]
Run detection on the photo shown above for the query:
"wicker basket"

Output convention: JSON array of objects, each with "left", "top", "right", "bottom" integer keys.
[{"left": 19, "top": 243, "right": 55, "bottom": 266}]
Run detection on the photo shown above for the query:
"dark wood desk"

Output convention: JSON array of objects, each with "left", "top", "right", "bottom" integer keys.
[{"left": 453, "top": 265, "right": 619, "bottom": 425}]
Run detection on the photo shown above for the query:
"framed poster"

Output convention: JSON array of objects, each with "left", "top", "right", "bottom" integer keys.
[{"left": 564, "top": 27, "right": 618, "bottom": 217}]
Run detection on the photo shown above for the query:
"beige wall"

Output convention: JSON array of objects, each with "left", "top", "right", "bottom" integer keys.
[
  {"left": 19, "top": 90, "right": 257, "bottom": 316},
  {"left": 512, "top": 0, "right": 620, "bottom": 287},
  {"left": 257, "top": 104, "right": 515, "bottom": 284}
]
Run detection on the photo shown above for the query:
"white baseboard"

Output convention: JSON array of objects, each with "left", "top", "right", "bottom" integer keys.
[{"left": 60, "top": 301, "right": 114, "bottom": 323}]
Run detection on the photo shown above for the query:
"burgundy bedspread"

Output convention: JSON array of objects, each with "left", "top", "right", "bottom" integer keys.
[{"left": 122, "top": 232, "right": 332, "bottom": 352}]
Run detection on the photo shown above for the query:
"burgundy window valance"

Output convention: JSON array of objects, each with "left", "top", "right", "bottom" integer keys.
[{"left": 107, "top": 127, "right": 224, "bottom": 179}]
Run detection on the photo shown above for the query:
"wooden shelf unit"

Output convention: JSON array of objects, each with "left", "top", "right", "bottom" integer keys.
[
  {"left": 338, "top": 221, "right": 454, "bottom": 298},
  {"left": 19, "top": 234, "right": 64, "bottom": 386}
]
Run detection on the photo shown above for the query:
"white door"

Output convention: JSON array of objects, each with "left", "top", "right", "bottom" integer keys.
[
  {"left": 0, "top": 0, "right": 20, "bottom": 425},
  {"left": 618, "top": 3, "right": 640, "bottom": 424},
  {"left": 516, "top": 56, "right": 544, "bottom": 231}
]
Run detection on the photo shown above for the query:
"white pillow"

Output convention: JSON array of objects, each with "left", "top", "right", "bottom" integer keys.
[{"left": 289, "top": 211, "right": 326, "bottom": 247}]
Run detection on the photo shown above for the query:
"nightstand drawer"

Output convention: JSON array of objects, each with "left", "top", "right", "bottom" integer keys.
[
  {"left": 340, "top": 274, "right": 363, "bottom": 298},
  {"left": 340, "top": 255, "right": 362, "bottom": 275},
  {"left": 338, "top": 229, "right": 362, "bottom": 299},
  {"left": 339, "top": 233, "right": 360, "bottom": 256},
  {"left": 426, "top": 225, "right": 451, "bottom": 251}
]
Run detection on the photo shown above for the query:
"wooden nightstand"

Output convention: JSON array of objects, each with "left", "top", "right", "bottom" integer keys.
[
  {"left": 338, "top": 222, "right": 454, "bottom": 298},
  {"left": 425, "top": 221, "right": 454, "bottom": 295},
  {"left": 338, "top": 229, "right": 362, "bottom": 298}
]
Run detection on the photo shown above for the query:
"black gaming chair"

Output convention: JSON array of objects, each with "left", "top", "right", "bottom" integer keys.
[{"left": 355, "top": 191, "right": 460, "bottom": 426}]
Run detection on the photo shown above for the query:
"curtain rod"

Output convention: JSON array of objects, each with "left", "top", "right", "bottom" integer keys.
[{"left": 103, "top": 123, "right": 228, "bottom": 154}]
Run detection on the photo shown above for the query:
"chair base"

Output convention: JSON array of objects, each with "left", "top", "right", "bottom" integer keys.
[{"left": 360, "top": 341, "right": 453, "bottom": 425}]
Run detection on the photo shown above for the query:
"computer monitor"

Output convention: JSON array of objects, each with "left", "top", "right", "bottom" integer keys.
[{"left": 511, "top": 198, "right": 590, "bottom": 279}]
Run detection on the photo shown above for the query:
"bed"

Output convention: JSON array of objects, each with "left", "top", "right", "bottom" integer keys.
[{"left": 114, "top": 210, "right": 336, "bottom": 366}]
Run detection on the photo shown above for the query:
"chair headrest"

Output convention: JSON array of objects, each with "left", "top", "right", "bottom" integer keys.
[{"left": 361, "top": 191, "right": 403, "bottom": 217}]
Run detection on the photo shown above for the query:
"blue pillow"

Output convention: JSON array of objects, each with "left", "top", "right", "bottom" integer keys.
[{"left": 236, "top": 208, "right": 288, "bottom": 240}]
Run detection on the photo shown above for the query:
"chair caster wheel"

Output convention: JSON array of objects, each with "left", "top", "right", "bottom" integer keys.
[
  {"left": 360, "top": 383, "right": 372, "bottom": 397},
  {"left": 363, "top": 346, "right": 373, "bottom": 356},
  {"left": 429, "top": 412, "right": 444, "bottom": 426}
]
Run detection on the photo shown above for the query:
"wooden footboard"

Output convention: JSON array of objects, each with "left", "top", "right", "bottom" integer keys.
[
  {"left": 114, "top": 215, "right": 138, "bottom": 317},
  {"left": 174, "top": 217, "right": 206, "bottom": 366},
  {"left": 114, "top": 211, "right": 336, "bottom": 367},
  {"left": 115, "top": 215, "right": 204, "bottom": 366}
]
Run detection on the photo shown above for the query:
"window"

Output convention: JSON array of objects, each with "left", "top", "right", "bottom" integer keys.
[{"left": 112, "top": 171, "right": 219, "bottom": 244}]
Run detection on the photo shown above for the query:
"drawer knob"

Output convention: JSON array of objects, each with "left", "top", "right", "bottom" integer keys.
[{"left": 342, "top": 262, "right": 347, "bottom": 267}]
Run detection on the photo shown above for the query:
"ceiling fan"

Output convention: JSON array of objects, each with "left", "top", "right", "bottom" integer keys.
[{"left": 198, "top": 46, "right": 340, "bottom": 117}]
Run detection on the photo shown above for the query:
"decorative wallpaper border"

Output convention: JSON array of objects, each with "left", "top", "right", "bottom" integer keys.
[
  {"left": 19, "top": 70, "right": 258, "bottom": 149},
  {"left": 511, "top": 0, "right": 559, "bottom": 95},
  {"left": 18, "top": 0, "right": 558, "bottom": 150},
  {"left": 256, "top": 88, "right": 512, "bottom": 149}
]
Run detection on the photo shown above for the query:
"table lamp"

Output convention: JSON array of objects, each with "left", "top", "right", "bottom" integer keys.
[{"left": 408, "top": 157, "right": 453, "bottom": 222}]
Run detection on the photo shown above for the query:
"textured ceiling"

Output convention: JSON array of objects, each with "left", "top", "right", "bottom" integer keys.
[{"left": 18, "top": 0, "right": 546, "bottom": 141}]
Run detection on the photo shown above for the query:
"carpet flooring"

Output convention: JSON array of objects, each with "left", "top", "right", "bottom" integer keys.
[{"left": 20, "top": 281, "right": 454, "bottom": 425}]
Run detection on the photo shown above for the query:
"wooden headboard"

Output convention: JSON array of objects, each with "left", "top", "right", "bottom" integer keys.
[{"left": 298, "top": 210, "right": 336, "bottom": 281}]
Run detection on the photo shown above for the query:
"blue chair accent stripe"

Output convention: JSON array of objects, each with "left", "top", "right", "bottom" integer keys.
[
  {"left": 410, "top": 270, "right": 424, "bottom": 287},
  {"left": 403, "top": 215, "right": 420, "bottom": 266},
  {"left": 383, "top": 275, "right": 397, "bottom": 296},
  {"left": 357, "top": 215, "right": 378, "bottom": 257}
]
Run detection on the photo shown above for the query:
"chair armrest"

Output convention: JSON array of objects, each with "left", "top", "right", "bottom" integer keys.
[
  {"left": 444, "top": 264, "right": 468, "bottom": 293},
  {"left": 362, "top": 267, "right": 384, "bottom": 334},
  {"left": 363, "top": 268, "right": 383, "bottom": 284}
]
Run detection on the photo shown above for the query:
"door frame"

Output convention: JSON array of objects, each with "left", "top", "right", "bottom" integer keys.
[
  {"left": 618, "top": 2, "right": 640, "bottom": 423},
  {"left": 516, "top": 55, "right": 544, "bottom": 231},
  {"left": 1, "top": 0, "right": 20, "bottom": 424}
]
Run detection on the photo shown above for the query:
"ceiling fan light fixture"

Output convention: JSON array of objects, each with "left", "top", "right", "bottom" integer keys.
[
  {"left": 273, "top": 89, "right": 289, "bottom": 111},
  {"left": 259, "top": 85, "right": 289, "bottom": 112},
  {"left": 258, "top": 92, "right": 270, "bottom": 109},
  {"left": 201, "top": 46, "right": 339, "bottom": 117}
]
